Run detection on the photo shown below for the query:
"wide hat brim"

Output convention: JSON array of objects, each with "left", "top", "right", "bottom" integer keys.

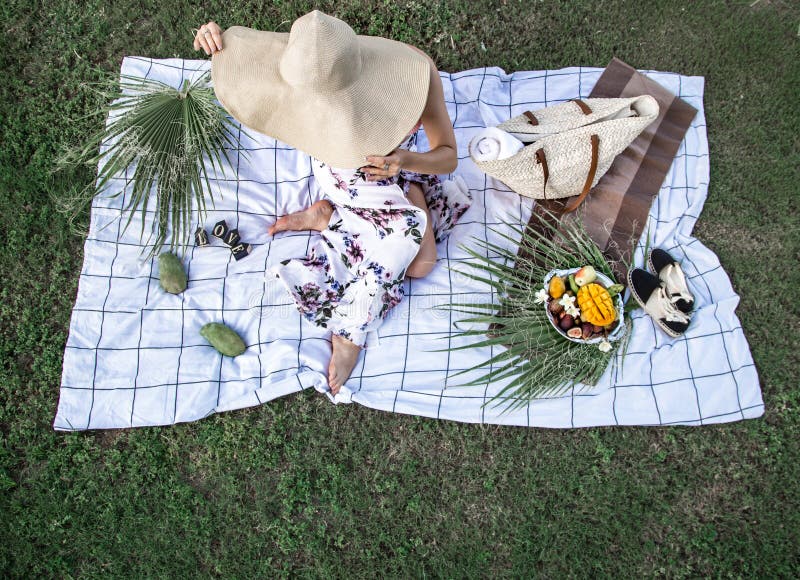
[{"left": 211, "top": 24, "right": 431, "bottom": 169}]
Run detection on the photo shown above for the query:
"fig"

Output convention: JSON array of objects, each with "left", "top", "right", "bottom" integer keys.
[
  {"left": 574, "top": 265, "right": 597, "bottom": 287},
  {"left": 592, "top": 324, "right": 604, "bottom": 334},
  {"left": 548, "top": 276, "right": 566, "bottom": 299},
  {"left": 549, "top": 300, "right": 564, "bottom": 315},
  {"left": 567, "top": 327, "right": 583, "bottom": 339},
  {"left": 581, "top": 323, "right": 593, "bottom": 340},
  {"left": 559, "top": 314, "right": 574, "bottom": 330}
]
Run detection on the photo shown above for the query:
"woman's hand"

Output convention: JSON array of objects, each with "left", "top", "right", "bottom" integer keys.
[
  {"left": 193, "top": 21, "right": 224, "bottom": 55},
  {"left": 361, "top": 150, "right": 407, "bottom": 182}
]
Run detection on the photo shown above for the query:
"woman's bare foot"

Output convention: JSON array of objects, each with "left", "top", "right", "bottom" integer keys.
[
  {"left": 328, "top": 334, "right": 362, "bottom": 395},
  {"left": 268, "top": 200, "right": 333, "bottom": 236}
]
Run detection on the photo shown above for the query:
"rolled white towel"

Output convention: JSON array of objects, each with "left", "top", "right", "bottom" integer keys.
[{"left": 468, "top": 127, "right": 523, "bottom": 162}]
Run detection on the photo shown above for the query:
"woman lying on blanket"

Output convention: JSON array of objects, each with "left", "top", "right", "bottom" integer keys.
[{"left": 194, "top": 10, "right": 471, "bottom": 395}]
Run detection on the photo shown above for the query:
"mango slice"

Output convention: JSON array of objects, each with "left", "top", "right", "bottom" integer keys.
[{"left": 577, "top": 283, "right": 617, "bottom": 327}]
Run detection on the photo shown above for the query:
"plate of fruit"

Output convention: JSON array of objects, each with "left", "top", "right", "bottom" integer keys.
[{"left": 540, "top": 266, "right": 626, "bottom": 345}]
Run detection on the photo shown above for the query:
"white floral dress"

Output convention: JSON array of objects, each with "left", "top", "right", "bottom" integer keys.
[{"left": 270, "top": 129, "right": 471, "bottom": 348}]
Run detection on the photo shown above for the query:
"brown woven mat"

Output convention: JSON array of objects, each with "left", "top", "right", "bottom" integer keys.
[{"left": 523, "top": 58, "right": 698, "bottom": 283}]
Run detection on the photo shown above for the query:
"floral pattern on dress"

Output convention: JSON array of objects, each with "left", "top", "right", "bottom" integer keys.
[
  {"left": 272, "top": 125, "right": 471, "bottom": 349},
  {"left": 341, "top": 235, "right": 365, "bottom": 268},
  {"left": 300, "top": 247, "right": 330, "bottom": 273},
  {"left": 342, "top": 204, "right": 423, "bottom": 242},
  {"left": 292, "top": 279, "right": 346, "bottom": 328},
  {"left": 396, "top": 170, "right": 471, "bottom": 244}
]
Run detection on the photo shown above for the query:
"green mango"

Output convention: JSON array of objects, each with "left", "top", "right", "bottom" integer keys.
[
  {"left": 158, "top": 252, "right": 187, "bottom": 294},
  {"left": 568, "top": 274, "right": 580, "bottom": 294},
  {"left": 606, "top": 283, "right": 625, "bottom": 298},
  {"left": 200, "top": 322, "right": 246, "bottom": 357}
]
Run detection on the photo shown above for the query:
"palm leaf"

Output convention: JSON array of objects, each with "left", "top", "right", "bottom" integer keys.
[
  {"left": 439, "top": 211, "right": 629, "bottom": 411},
  {"left": 54, "top": 68, "right": 251, "bottom": 259}
]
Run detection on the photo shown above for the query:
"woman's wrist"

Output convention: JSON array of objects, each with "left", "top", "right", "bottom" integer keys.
[{"left": 394, "top": 148, "right": 409, "bottom": 172}]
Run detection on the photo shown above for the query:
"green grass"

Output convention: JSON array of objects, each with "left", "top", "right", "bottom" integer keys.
[{"left": 1, "top": 0, "right": 798, "bottom": 576}]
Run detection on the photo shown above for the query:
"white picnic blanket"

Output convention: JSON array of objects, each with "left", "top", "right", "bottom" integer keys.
[{"left": 54, "top": 57, "right": 764, "bottom": 430}]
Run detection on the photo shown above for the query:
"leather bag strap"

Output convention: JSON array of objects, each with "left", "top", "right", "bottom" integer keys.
[
  {"left": 523, "top": 111, "right": 539, "bottom": 125},
  {"left": 571, "top": 99, "right": 593, "bottom": 115},
  {"left": 533, "top": 134, "right": 599, "bottom": 209},
  {"left": 563, "top": 134, "right": 600, "bottom": 213},
  {"left": 524, "top": 100, "right": 590, "bottom": 125},
  {"left": 535, "top": 148, "right": 549, "bottom": 198}
]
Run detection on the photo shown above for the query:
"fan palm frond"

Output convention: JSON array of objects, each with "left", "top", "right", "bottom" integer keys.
[
  {"left": 55, "top": 68, "right": 249, "bottom": 259},
  {"left": 441, "top": 212, "right": 631, "bottom": 412}
]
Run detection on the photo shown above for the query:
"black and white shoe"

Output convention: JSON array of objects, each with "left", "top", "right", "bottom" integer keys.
[
  {"left": 648, "top": 248, "right": 694, "bottom": 314},
  {"left": 628, "top": 268, "right": 691, "bottom": 338}
]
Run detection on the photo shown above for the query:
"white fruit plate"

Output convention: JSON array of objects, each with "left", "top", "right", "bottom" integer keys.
[{"left": 543, "top": 267, "right": 626, "bottom": 344}]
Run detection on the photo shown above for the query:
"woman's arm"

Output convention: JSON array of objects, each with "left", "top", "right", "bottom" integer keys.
[{"left": 364, "top": 49, "right": 457, "bottom": 180}]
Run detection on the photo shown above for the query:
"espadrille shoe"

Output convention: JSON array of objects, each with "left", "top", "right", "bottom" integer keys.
[
  {"left": 648, "top": 248, "right": 694, "bottom": 314},
  {"left": 628, "top": 268, "right": 691, "bottom": 338}
]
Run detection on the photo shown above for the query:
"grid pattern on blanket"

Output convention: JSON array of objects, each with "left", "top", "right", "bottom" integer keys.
[{"left": 54, "top": 57, "right": 764, "bottom": 430}]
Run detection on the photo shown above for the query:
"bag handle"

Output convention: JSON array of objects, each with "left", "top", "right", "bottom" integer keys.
[
  {"left": 535, "top": 134, "right": 600, "bottom": 212},
  {"left": 523, "top": 99, "right": 593, "bottom": 126},
  {"left": 535, "top": 148, "right": 549, "bottom": 198},
  {"left": 570, "top": 99, "right": 593, "bottom": 115},
  {"left": 523, "top": 111, "right": 539, "bottom": 126},
  {"left": 563, "top": 134, "right": 600, "bottom": 212}
]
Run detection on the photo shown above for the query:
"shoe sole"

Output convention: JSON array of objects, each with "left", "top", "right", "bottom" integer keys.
[
  {"left": 647, "top": 251, "right": 657, "bottom": 276},
  {"left": 627, "top": 269, "right": 683, "bottom": 339},
  {"left": 647, "top": 248, "right": 673, "bottom": 276}
]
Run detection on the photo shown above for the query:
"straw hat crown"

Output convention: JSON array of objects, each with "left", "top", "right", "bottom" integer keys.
[
  {"left": 279, "top": 11, "right": 361, "bottom": 91},
  {"left": 211, "top": 10, "right": 431, "bottom": 169}
]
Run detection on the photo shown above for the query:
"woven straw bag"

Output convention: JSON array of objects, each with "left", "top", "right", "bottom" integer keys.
[{"left": 473, "top": 96, "right": 659, "bottom": 212}]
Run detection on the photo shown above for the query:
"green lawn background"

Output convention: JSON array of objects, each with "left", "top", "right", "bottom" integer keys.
[{"left": 1, "top": 0, "right": 798, "bottom": 576}]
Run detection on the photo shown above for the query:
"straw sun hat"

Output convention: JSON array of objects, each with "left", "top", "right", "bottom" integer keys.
[{"left": 211, "top": 10, "right": 431, "bottom": 169}]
